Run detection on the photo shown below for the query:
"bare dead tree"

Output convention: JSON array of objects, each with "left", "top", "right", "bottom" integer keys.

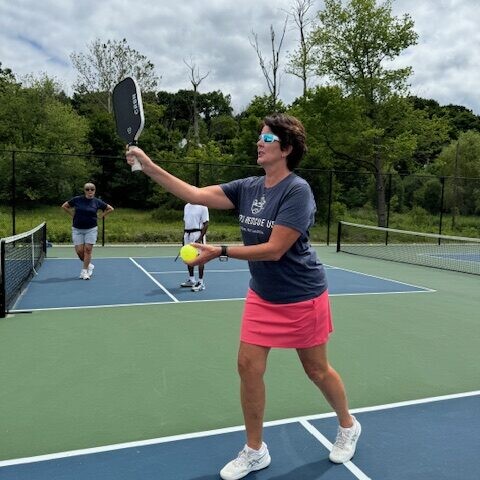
[
  {"left": 285, "top": 0, "right": 317, "bottom": 97},
  {"left": 184, "top": 58, "right": 210, "bottom": 145},
  {"left": 250, "top": 15, "right": 289, "bottom": 111}
]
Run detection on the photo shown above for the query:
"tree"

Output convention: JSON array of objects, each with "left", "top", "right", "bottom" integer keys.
[
  {"left": 310, "top": 0, "right": 418, "bottom": 225},
  {"left": 0, "top": 76, "right": 91, "bottom": 204},
  {"left": 0, "top": 62, "right": 17, "bottom": 91},
  {"left": 250, "top": 16, "right": 289, "bottom": 111},
  {"left": 285, "top": 0, "right": 317, "bottom": 97},
  {"left": 409, "top": 97, "right": 480, "bottom": 139},
  {"left": 70, "top": 38, "right": 160, "bottom": 112},
  {"left": 184, "top": 59, "right": 210, "bottom": 146},
  {"left": 429, "top": 131, "right": 480, "bottom": 219},
  {"left": 291, "top": 85, "right": 450, "bottom": 220}
]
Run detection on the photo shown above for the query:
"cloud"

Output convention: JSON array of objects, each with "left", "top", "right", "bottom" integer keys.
[{"left": 0, "top": 0, "right": 478, "bottom": 114}]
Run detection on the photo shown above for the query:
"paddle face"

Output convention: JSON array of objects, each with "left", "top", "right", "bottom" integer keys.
[{"left": 112, "top": 77, "right": 145, "bottom": 171}]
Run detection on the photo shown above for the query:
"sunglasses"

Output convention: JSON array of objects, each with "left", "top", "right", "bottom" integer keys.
[
  {"left": 84, "top": 188, "right": 95, "bottom": 191},
  {"left": 258, "top": 133, "right": 280, "bottom": 143}
]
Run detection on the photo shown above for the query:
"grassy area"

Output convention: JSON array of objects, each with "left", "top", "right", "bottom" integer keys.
[
  {"left": 0, "top": 206, "right": 329, "bottom": 244},
  {"left": 1, "top": 204, "right": 477, "bottom": 244}
]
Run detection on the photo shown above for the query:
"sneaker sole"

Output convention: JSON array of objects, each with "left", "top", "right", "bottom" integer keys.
[{"left": 220, "top": 453, "right": 271, "bottom": 480}]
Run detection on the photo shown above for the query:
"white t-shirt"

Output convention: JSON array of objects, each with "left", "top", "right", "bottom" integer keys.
[
  {"left": 184, "top": 204, "right": 209, "bottom": 230},
  {"left": 183, "top": 204, "right": 209, "bottom": 243}
]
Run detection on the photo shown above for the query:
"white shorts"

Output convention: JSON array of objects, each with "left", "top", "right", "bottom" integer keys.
[
  {"left": 72, "top": 227, "right": 98, "bottom": 246},
  {"left": 183, "top": 232, "right": 206, "bottom": 245}
]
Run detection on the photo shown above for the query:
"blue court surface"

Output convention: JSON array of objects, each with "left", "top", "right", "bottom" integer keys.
[
  {"left": 0, "top": 392, "right": 477, "bottom": 479},
  {"left": 12, "top": 257, "right": 433, "bottom": 312}
]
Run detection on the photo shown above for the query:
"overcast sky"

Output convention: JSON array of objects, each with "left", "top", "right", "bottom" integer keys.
[{"left": 0, "top": 0, "right": 479, "bottom": 114}]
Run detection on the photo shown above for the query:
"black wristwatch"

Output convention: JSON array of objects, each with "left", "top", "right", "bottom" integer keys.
[{"left": 219, "top": 245, "right": 228, "bottom": 262}]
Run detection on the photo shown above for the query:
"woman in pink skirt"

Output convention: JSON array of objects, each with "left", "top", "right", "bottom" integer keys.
[{"left": 126, "top": 113, "right": 361, "bottom": 480}]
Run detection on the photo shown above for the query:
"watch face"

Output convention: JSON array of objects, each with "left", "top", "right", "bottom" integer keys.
[{"left": 219, "top": 256, "right": 228, "bottom": 262}]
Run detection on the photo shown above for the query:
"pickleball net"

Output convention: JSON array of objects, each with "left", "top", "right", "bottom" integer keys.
[
  {"left": 337, "top": 221, "right": 480, "bottom": 275},
  {"left": 0, "top": 222, "right": 47, "bottom": 317}
]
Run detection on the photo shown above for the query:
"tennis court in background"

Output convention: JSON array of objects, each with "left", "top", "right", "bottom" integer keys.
[{"left": 0, "top": 243, "right": 479, "bottom": 479}]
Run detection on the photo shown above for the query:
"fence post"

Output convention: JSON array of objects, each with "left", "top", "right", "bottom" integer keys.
[
  {"left": 11, "top": 151, "right": 16, "bottom": 236},
  {"left": 102, "top": 217, "right": 105, "bottom": 246},
  {"left": 386, "top": 173, "right": 392, "bottom": 228},
  {"left": 438, "top": 177, "right": 445, "bottom": 242},
  {"left": 195, "top": 163, "right": 200, "bottom": 187},
  {"left": 336, "top": 221, "right": 342, "bottom": 252},
  {"left": 385, "top": 173, "right": 392, "bottom": 245}
]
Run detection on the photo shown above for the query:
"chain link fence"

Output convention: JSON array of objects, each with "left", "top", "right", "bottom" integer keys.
[{"left": 1, "top": 150, "right": 479, "bottom": 244}]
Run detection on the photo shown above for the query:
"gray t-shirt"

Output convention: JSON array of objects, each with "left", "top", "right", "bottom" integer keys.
[{"left": 221, "top": 173, "right": 327, "bottom": 303}]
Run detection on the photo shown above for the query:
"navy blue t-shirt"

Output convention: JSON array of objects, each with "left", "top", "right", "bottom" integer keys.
[
  {"left": 67, "top": 196, "right": 108, "bottom": 229},
  {"left": 221, "top": 173, "right": 327, "bottom": 303}
]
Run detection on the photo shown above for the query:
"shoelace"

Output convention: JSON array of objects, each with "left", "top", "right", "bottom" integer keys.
[
  {"left": 232, "top": 448, "right": 250, "bottom": 467},
  {"left": 233, "top": 447, "right": 263, "bottom": 467},
  {"left": 334, "top": 428, "right": 353, "bottom": 449}
]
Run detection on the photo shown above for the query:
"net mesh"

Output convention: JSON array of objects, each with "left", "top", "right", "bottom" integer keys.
[
  {"left": 337, "top": 221, "right": 480, "bottom": 275},
  {"left": 1, "top": 222, "right": 47, "bottom": 316}
]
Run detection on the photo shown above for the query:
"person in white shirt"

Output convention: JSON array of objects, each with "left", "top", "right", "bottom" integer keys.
[{"left": 181, "top": 203, "right": 209, "bottom": 291}]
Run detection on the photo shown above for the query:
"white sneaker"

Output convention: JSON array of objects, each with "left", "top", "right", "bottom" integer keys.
[
  {"left": 87, "top": 263, "right": 94, "bottom": 276},
  {"left": 180, "top": 279, "right": 195, "bottom": 287},
  {"left": 191, "top": 281, "right": 205, "bottom": 292},
  {"left": 80, "top": 269, "right": 90, "bottom": 280},
  {"left": 220, "top": 443, "right": 271, "bottom": 480},
  {"left": 329, "top": 416, "right": 361, "bottom": 463}
]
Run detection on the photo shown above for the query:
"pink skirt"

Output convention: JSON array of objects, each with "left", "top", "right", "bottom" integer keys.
[{"left": 241, "top": 289, "right": 333, "bottom": 348}]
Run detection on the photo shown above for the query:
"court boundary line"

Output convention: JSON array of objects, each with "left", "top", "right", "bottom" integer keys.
[
  {"left": 129, "top": 257, "right": 179, "bottom": 303},
  {"left": 9, "top": 287, "right": 434, "bottom": 315},
  {"left": 300, "top": 420, "right": 371, "bottom": 480},
  {"left": 324, "top": 263, "right": 436, "bottom": 293},
  {"left": 1, "top": 390, "right": 477, "bottom": 468},
  {"left": 9, "top": 289, "right": 434, "bottom": 315}
]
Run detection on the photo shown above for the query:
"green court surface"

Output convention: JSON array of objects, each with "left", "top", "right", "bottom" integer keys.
[{"left": 0, "top": 245, "right": 478, "bottom": 462}]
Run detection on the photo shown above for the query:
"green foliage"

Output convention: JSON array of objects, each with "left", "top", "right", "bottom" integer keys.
[
  {"left": 70, "top": 38, "right": 159, "bottom": 112},
  {"left": 0, "top": 76, "right": 91, "bottom": 203},
  {"left": 312, "top": 0, "right": 418, "bottom": 100},
  {"left": 427, "top": 131, "right": 480, "bottom": 215}
]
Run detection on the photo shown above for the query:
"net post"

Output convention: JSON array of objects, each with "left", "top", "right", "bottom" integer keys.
[
  {"left": 326, "top": 170, "right": 334, "bottom": 246},
  {"left": 31, "top": 230, "right": 36, "bottom": 274},
  {"left": 336, "top": 221, "right": 342, "bottom": 252},
  {"left": 0, "top": 241, "right": 6, "bottom": 318},
  {"left": 42, "top": 223, "right": 47, "bottom": 257}
]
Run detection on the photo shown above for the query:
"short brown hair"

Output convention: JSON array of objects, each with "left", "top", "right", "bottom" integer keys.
[{"left": 262, "top": 113, "right": 307, "bottom": 170}]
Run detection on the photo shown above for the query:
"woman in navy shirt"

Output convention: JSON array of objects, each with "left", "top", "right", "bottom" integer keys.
[
  {"left": 61, "top": 182, "right": 114, "bottom": 280},
  {"left": 126, "top": 114, "right": 360, "bottom": 479}
]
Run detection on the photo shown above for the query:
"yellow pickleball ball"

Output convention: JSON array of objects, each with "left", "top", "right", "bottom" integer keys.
[{"left": 180, "top": 244, "right": 199, "bottom": 262}]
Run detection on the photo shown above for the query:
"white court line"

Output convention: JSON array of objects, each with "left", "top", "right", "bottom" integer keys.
[
  {"left": 150, "top": 268, "right": 250, "bottom": 274},
  {"left": 329, "top": 290, "right": 435, "bottom": 297},
  {"left": 129, "top": 257, "right": 179, "bottom": 303},
  {"left": 8, "top": 289, "right": 430, "bottom": 314},
  {"left": 324, "top": 263, "right": 436, "bottom": 293},
  {"left": 300, "top": 420, "right": 371, "bottom": 480},
  {"left": 0, "top": 390, "right": 477, "bottom": 468}
]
